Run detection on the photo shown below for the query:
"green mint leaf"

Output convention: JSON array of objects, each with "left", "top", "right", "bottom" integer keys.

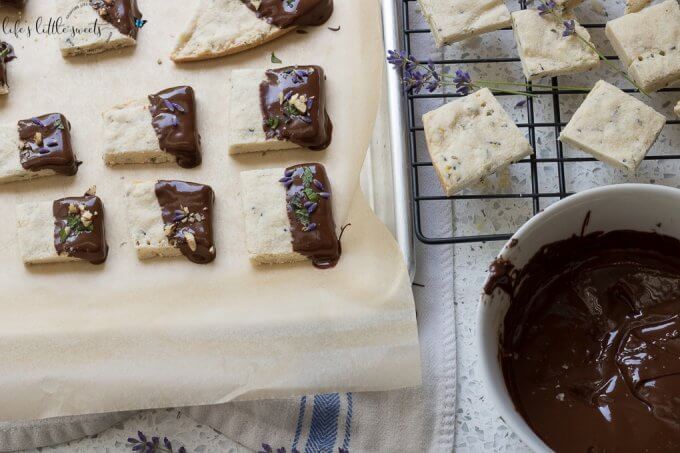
[{"left": 271, "top": 52, "right": 282, "bottom": 64}]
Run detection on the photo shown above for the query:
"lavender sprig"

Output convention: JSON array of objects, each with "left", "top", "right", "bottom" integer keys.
[
  {"left": 386, "top": 50, "right": 589, "bottom": 97},
  {"left": 536, "top": 0, "right": 649, "bottom": 96},
  {"left": 127, "top": 432, "right": 186, "bottom": 453}
]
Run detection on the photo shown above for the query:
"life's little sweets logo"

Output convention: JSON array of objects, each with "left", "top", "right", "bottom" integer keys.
[{"left": 1, "top": 15, "right": 104, "bottom": 40}]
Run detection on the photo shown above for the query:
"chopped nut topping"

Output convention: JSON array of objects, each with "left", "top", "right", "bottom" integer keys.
[
  {"left": 289, "top": 93, "right": 308, "bottom": 113},
  {"left": 68, "top": 203, "right": 78, "bottom": 214},
  {"left": 183, "top": 231, "right": 197, "bottom": 252},
  {"left": 34, "top": 132, "right": 42, "bottom": 146},
  {"left": 85, "top": 185, "right": 97, "bottom": 196}
]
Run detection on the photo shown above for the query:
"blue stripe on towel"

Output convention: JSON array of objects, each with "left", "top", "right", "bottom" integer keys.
[
  {"left": 292, "top": 396, "right": 307, "bottom": 451},
  {"left": 341, "top": 393, "right": 353, "bottom": 451},
  {"left": 304, "top": 393, "right": 341, "bottom": 453}
]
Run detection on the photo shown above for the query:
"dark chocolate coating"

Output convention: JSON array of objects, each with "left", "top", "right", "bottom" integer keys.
[
  {"left": 18, "top": 113, "right": 79, "bottom": 176},
  {"left": 260, "top": 66, "right": 332, "bottom": 150},
  {"left": 53, "top": 195, "right": 108, "bottom": 265},
  {"left": 89, "top": 0, "right": 142, "bottom": 38},
  {"left": 0, "top": 1, "right": 26, "bottom": 8},
  {"left": 154, "top": 180, "right": 215, "bottom": 264},
  {"left": 242, "top": 0, "right": 333, "bottom": 28},
  {"left": 284, "top": 163, "right": 339, "bottom": 268},
  {"left": 148, "top": 86, "right": 202, "bottom": 168},
  {"left": 489, "top": 230, "right": 680, "bottom": 452}
]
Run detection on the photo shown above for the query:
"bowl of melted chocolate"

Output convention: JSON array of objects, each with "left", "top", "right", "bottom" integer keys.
[{"left": 479, "top": 184, "right": 680, "bottom": 452}]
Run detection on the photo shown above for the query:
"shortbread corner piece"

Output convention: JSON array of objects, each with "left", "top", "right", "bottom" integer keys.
[
  {"left": 57, "top": 0, "right": 143, "bottom": 57},
  {"left": 559, "top": 80, "right": 666, "bottom": 172},
  {"left": 104, "top": 86, "right": 201, "bottom": 168},
  {"left": 171, "top": 0, "right": 332, "bottom": 62},
  {"left": 625, "top": 0, "right": 651, "bottom": 14},
  {"left": 0, "top": 113, "right": 79, "bottom": 185},
  {"left": 229, "top": 66, "right": 332, "bottom": 154},
  {"left": 171, "top": 0, "right": 291, "bottom": 62},
  {"left": 422, "top": 88, "right": 533, "bottom": 196},
  {"left": 126, "top": 180, "right": 216, "bottom": 264},
  {"left": 240, "top": 163, "right": 340, "bottom": 268},
  {"left": 511, "top": 9, "right": 599, "bottom": 81},
  {"left": 417, "top": 0, "right": 511, "bottom": 47},
  {"left": 605, "top": 0, "right": 680, "bottom": 92},
  {"left": 17, "top": 190, "right": 108, "bottom": 265}
]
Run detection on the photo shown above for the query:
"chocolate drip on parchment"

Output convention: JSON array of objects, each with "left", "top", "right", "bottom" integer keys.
[
  {"left": 90, "top": 0, "right": 142, "bottom": 38},
  {"left": 53, "top": 194, "right": 108, "bottom": 264},
  {"left": 242, "top": 0, "right": 333, "bottom": 29},
  {"left": 155, "top": 180, "right": 216, "bottom": 264},
  {"left": 260, "top": 65, "right": 332, "bottom": 150},
  {"left": 496, "top": 230, "right": 680, "bottom": 452},
  {"left": 282, "top": 163, "right": 339, "bottom": 268},
  {"left": 148, "top": 86, "right": 202, "bottom": 168},
  {"left": 18, "top": 113, "right": 79, "bottom": 175}
]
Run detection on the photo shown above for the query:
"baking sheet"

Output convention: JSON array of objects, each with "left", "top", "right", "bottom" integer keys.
[{"left": 0, "top": 0, "right": 421, "bottom": 421}]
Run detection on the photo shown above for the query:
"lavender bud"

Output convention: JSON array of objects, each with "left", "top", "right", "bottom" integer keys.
[
  {"left": 318, "top": 192, "right": 331, "bottom": 199},
  {"left": 31, "top": 117, "right": 46, "bottom": 128},
  {"left": 163, "top": 99, "right": 176, "bottom": 112},
  {"left": 284, "top": 168, "right": 295, "bottom": 177},
  {"left": 307, "top": 202, "right": 318, "bottom": 213},
  {"left": 313, "top": 179, "right": 325, "bottom": 190}
]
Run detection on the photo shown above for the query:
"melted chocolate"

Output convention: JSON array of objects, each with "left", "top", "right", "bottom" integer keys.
[
  {"left": 0, "top": 41, "right": 16, "bottom": 90},
  {"left": 283, "top": 163, "right": 339, "bottom": 268},
  {"left": 18, "top": 113, "right": 79, "bottom": 176},
  {"left": 242, "top": 0, "right": 333, "bottom": 28},
  {"left": 154, "top": 180, "right": 215, "bottom": 264},
  {"left": 492, "top": 230, "right": 680, "bottom": 452},
  {"left": 148, "top": 86, "right": 202, "bottom": 168},
  {"left": 53, "top": 194, "right": 108, "bottom": 264},
  {"left": 260, "top": 65, "right": 332, "bottom": 150},
  {"left": 89, "top": 0, "right": 142, "bottom": 38}
]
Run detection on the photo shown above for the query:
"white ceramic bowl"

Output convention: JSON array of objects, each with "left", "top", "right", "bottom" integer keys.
[{"left": 477, "top": 183, "right": 680, "bottom": 452}]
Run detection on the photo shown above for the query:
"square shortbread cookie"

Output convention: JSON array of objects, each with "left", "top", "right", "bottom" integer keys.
[
  {"left": 422, "top": 88, "right": 534, "bottom": 196},
  {"left": 103, "top": 86, "right": 201, "bottom": 167},
  {"left": 0, "top": 113, "right": 79, "bottom": 185},
  {"left": 417, "top": 0, "right": 511, "bottom": 47},
  {"left": 605, "top": 0, "right": 680, "bottom": 92},
  {"left": 16, "top": 193, "right": 107, "bottom": 265},
  {"left": 559, "top": 80, "right": 666, "bottom": 171},
  {"left": 103, "top": 99, "right": 173, "bottom": 166},
  {"left": 126, "top": 180, "right": 216, "bottom": 264},
  {"left": 240, "top": 163, "right": 340, "bottom": 266},
  {"left": 56, "top": 0, "right": 141, "bottom": 57},
  {"left": 511, "top": 9, "right": 599, "bottom": 81},
  {"left": 229, "top": 69, "right": 300, "bottom": 155}
]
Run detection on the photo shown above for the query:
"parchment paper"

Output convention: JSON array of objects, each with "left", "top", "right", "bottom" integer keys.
[{"left": 0, "top": 0, "right": 421, "bottom": 421}]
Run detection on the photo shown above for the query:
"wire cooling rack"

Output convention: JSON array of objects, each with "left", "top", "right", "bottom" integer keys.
[{"left": 399, "top": 0, "right": 680, "bottom": 245}]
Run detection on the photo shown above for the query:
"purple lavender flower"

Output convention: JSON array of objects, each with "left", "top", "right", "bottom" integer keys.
[
  {"left": 318, "top": 192, "right": 331, "bottom": 199},
  {"left": 127, "top": 431, "right": 187, "bottom": 453},
  {"left": 562, "top": 19, "right": 576, "bottom": 37},
  {"left": 313, "top": 179, "right": 325, "bottom": 190},
  {"left": 453, "top": 69, "right": 473, "bottom": 96},
  {"left": 31, "top": 117, "right": 46, "bottom": 128},
  {"left": 537, "top": 0, "right": 557, "bottom": 15},
  {"left": 306, "top": 202, "right": 318, "bottom": 213},
  {"left": 304, "top": 222, "right": 318, "bottom": 232}
]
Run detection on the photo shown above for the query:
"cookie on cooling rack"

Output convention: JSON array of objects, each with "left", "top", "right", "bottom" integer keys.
[
  {"left": 103, "top": 86, "right": 202, "bottom": 168},
  {"left": 559, "top": 80, "right": 666, "bottom": 172},
  {"left": 511, "top": 9, "right": 599, "bottom": 81},
  {"left": 422, "top": 88, "right": 534, "bottom": 197},
  {"left": 417, "top": 0, "right": 511, "bottom": 47},
  {"left": 605, "top": 0, "right": 680, "bottom": 93}
]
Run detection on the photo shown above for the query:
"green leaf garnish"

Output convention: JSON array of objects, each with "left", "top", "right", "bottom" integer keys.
[
  {"left": 54, "top": 118, "right": 65, "bottom": 130},
  {"left": 266, "top": 117, "right": 280, "bottom": 129},
  {"left": 271, "top": 52, "right": 282, "bottom": 64}
]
